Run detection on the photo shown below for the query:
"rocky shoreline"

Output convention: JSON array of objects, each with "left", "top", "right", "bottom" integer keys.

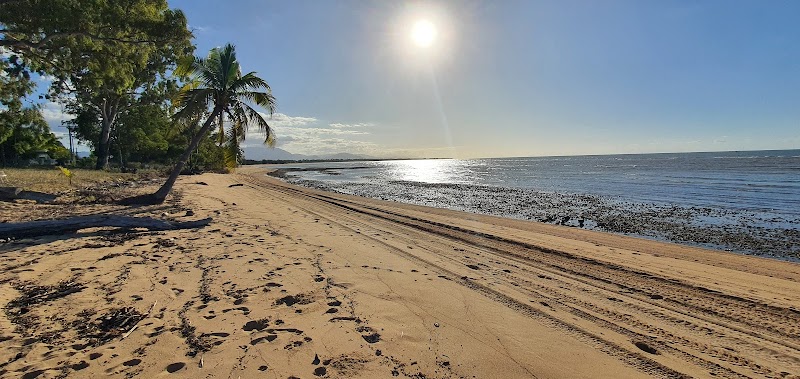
[{"left": 270, "top": 168, "right": 800, "bottom": 261}]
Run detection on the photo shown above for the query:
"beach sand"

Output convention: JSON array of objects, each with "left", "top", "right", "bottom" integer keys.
[{"left": 1, "top": 166, "right": 799, "bottom": 378}]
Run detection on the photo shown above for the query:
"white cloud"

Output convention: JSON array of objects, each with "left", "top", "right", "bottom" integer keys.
[
  {"left": 278, "top": 136, "right": 381, "bottom": 156},
  {"left": 265, "top": 112, "right": 318, "bottom": 127},
  {"left": 40, "top": 101, "right": 75, "bottom": 126},
  {"left": 329, "top": 122, "right": 375, "bottom": 129},
  {"left": 287, "top": 128, "right": 369, "bottom": 136},
  {"left": 238, "top": 112, "right": 411, "bottom": 157},
  {"left": 243, "top": 113, "right": 375, "bottom": 147},
  {"left": 244, "top": 112, "right": 319, "bottom": 146}
]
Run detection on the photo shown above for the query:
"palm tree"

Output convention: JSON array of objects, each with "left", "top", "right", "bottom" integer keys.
[{"left": 145, "top": 43, "right": 276, "bottom": 203}]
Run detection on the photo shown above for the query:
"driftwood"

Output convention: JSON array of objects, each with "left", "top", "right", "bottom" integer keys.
[
  {"left": 0, "top": 187, "right": 58, "bottom": 203},
  {"left": 0, "top": 187, "right": 22, "bottom": 199},
  {"left": 0, "top": 215, "right": 212, "bottom": 239}
]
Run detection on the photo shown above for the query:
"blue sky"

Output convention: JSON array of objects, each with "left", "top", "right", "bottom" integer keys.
[{"left": 50, "top": 0, "right": 800, "bottom": 158}]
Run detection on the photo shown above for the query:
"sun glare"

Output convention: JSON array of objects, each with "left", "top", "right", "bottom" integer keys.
[{"left": 411, "top": 20, "right": 437, "bottom": 48}]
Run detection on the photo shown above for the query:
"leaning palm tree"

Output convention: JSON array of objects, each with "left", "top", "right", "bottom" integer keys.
[{"left": 147, "top": 43, "right": 276, "bottom": 203}]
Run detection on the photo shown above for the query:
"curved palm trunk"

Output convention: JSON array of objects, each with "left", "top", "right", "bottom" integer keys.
[{"left": 152, "top": 107, "right": 221, "bottom": 202}]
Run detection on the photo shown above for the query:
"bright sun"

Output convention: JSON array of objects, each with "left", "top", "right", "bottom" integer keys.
[{"left": 411, "top": 20, "right": 437, "bottom": 48}]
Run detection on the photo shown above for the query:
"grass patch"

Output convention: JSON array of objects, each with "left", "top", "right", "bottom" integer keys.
[{"left": 0, "top": 168, "right": 146, "bottom": 193}]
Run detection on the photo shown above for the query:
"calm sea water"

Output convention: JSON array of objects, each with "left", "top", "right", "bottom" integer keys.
[{"left": 269, "top": 150, "right": 800, "bottom": 258}]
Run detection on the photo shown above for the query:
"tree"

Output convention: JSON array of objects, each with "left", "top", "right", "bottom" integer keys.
[
  {"left": 1, "top": 0, "right": 193, "bottom": 169},
  {"left": 0, "top": 57, "right": 36, "bottom": 152},
  {"left": 0, "top": 57, "right": 67, "bottom": 166},
  {"left": 0, "top": 0, "right": 189, "bottom": 66},
  {"left": 143, "top": 43, "right": 276, "bottom": 203},
  {"left": 68, "top": 79, "right": 181, "bottom": 166},
  {"left": 0, "top": 115, "right": 69, "bottom": 165}
]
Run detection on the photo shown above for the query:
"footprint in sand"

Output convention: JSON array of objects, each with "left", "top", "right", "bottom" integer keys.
[
  {"left": 357, "top": 326, "right": 381, "bottom": 343},
  {"left": 166, "top": 362, "right": 186, "bottom": 373},
  {"left": 122, "top": 358, "right": 141, "bottom": 367},
  {"left": 275, "top": 294, "right": 310, "bottom": 307},
  {"left": 71, "top": 343, "right": 87, "bottom": 350},
  {"left": 362, "top": 333, "right": 381, "bottom": 343},
  {"left": 243, "top": 319, "right": 270, "bottom": 332},
  {"left": 21, "top": 369, "right": 45, "bottom": 379},
  {"left": 250, "top": 335, "right": 278, "bottom": 345},
  {"left": 71, "top": 361, "right": 89, "bottom": 370}
]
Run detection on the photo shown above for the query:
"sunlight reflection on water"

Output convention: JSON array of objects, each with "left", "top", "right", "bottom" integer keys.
[{"left": 383, "top": 159, "right": 476, "bottom": 184}]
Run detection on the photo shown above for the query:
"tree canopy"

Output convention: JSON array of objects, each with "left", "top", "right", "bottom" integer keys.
[
  {"left": 0, "top": 59, "right": 69, "bottom": 166},
  {"left": 1, "top": 0, "right": 193, "bottom": 169},
  {"left": 0, "top": 0, "right": 190, "bottom": 67}
]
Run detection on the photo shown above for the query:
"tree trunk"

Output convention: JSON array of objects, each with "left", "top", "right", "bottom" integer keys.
[
  {"left": 95, "top": 98, "right": 119, "bottom": 170},
  {"left": 95, "top": 116, "right": 112, "bottom": 170},
  {"left": 0, "top": 214, "right": 212, "bottom": 239},
  {"left": 151, "top": 107, "right": 221, "bottom": 202}
]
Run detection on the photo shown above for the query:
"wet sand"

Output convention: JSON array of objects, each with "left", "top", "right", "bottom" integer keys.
[{"left": 1, "top": 166, "right": 799, "bottom": 378}]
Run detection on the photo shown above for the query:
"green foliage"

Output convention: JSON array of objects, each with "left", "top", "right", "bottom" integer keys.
[
  {"left": 1, "top": 58, "right": 36, "bottom": 145},
  {"left": 67, "top": 106, "right": 101, "bottom": 150},
  {"left": 116, "top": 103, "right": 172, "bottom": 163},
  {"left": 150, "top": 43, "right": 278, "bottom": 202},
  {"left": 1, "top": 0, "right": 193, "bottom": 170},
  {"left": 0, "top": 60, "right": 68, "bottom": 166},
  {"left": 190, "top": 132, "right": 226, "bottom": 172},
  {"left": 175, "top": 43, "right": 277, "bottom": 169},
  {"left": 0, "top": 112, "right": 68, "bottom": 166},
  {"left": 0, "top": 0, "right": 192, "bottom": 73}
]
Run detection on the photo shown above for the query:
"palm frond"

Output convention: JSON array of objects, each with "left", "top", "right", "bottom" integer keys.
[
  {"left": 174, "top": 88, "right": 213, "bottom": 121},
  {"left": 239, "top": 103, "right": 275, "bottom": 146},
  {"left": 231, "top": 72, "right": 271, "bottom": 91},
  {"left": 222, "top": 125, "right": 242, "bottom": 170},
  {"left": 172, "top": 43, "right": 278, "bottom": 169},
  {"left": 174, "top": 55, "right": 203, "bottom": 77}
]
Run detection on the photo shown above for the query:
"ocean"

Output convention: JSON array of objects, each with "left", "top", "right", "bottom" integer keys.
[{"left": 267, "top": 149, "right": 800, "bottom": 260}]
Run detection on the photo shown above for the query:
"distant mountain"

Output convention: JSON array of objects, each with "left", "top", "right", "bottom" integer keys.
[
  {"left": 243, "top": 146, "right": 308, "bottom": 160},
  {"left": 243, "top": 146, "right": 373, "bottom": 161},
  {"left": 324, "top": 152, "right": 373, "bottom": 160}
]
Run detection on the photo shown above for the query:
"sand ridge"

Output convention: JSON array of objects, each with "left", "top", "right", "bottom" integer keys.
[{"left": 0, "top": 169, "right": 798, "bottom": 378}]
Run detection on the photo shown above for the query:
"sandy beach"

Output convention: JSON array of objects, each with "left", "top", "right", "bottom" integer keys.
[{"left": 1, "top": 166, "right": 799, "bottom": 379}]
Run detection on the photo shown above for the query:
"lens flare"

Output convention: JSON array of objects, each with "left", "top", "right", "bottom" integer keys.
[{"left": 411, "top": 20, "right": 437, "bottom": 47}]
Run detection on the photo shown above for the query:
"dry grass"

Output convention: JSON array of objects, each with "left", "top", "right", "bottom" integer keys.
[{"left": 0, "top": 168, "right": 142, "bottom": 193}]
